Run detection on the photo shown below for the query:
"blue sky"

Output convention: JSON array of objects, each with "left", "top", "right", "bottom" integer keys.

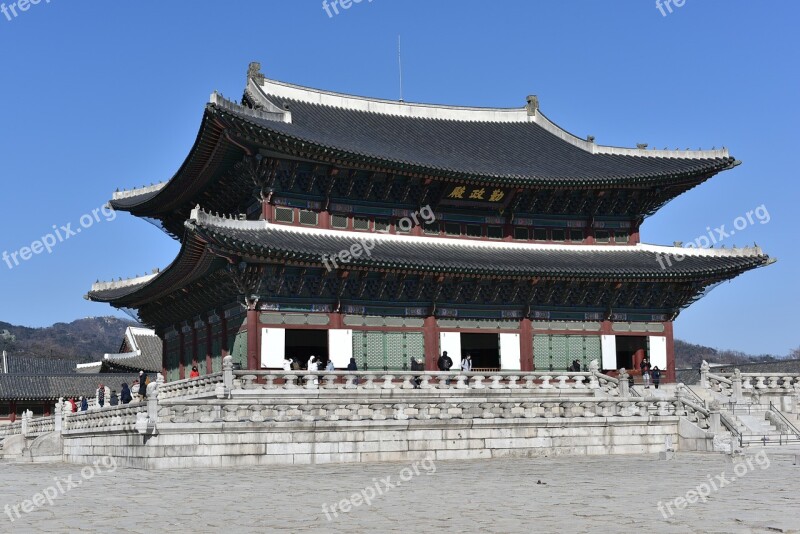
[{"left": 0, "top": 0, "right": 796, "bottom": 355}]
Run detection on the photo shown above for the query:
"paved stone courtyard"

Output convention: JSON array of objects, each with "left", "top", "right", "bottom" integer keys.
[{"left": 0, "top": 452, "right": 797, "bottom": 533}]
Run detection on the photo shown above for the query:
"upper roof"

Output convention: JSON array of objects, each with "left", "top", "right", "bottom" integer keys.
[{"left": 109, "top": 63, "right": 738, "bottom": 220}]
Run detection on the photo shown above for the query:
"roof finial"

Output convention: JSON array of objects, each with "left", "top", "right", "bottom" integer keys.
[
  {"left": 248, "top": 62, "right": 265, "bottom": 85},
  {"left": 526, "top": 95, "right": 539, "bottom": 115}
]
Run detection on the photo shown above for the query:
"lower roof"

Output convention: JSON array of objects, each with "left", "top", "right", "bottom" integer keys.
[
  {"left": 0, "top": 374, "right": 139, "bottom": 401},
  {"left": 87, "top": 209, "right": 773, "bottom": 308}
]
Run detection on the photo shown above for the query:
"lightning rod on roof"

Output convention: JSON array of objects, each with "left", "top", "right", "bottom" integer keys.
[{"left": 398, "top": 35, "right": 404, "bottom": 103}]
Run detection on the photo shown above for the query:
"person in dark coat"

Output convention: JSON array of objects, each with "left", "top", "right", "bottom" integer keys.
[
  {"left": 346, "top": 357, "right": 359, "bottom": 385},
  {"left": 120, "top": 383, "right": 132, "bottom": 404},
  {"left": 437, "top": 351, "right": 453, "bottom": 385},
  {"left": 652, "top": 366, "right": 662, "bottom": 389},
  {"left": 138, "top": 371, "right": 148, "bottom": 401},
  {"left": 80, "top": 397, "right": 88, "bottom": 411},
  {"left": 97, "top": 384, "right": 105, "bottom": 407},
  {"left": 110, "top": 390, "right": 119, "bottom": 406}
]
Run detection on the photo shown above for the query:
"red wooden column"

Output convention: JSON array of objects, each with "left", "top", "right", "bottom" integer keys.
[
  {"left": 246, "top": 307, "right": 259, "bottom": 370},
  {"left": 205, "top": 316, "right": 213, "bottom": 374},
  {"left": 9, "top": 401, "right": 16, "bottom": 423},
  {"left": 178, "top": 327, "right": 186, "bottom": 380},
  {"left": 191, "top": 322, "right": 199, "bottom": 373},
  {"left": 664, "top": 321, "right": 676, "bottom": 383},
  {"left": 422, "top": 315, "right": 439, "bottom": 371},
  {"left": 520, "top": 318, "right": 533, "bottom": 371},
  {"left": 161, "top": 333, "right": 168, "bottom": 380}
]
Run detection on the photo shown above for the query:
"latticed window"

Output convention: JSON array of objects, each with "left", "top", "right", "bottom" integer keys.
[
  {"left": 331, "top": 214, "right": 348, "bottom": 229},
  {"left": 614, "top": 231, "right": 629, "bottom": 244},
  {"left": 595, "top": 230, "right": 610, "bottom": 243},
  {"left": 423, "top": 222, "right": 440, "bottom": 235},
  {"left": 374, "top": 219, "right": 390, "bottom": 233},
  {"left": 533, "top": 228, "right": 548, "bottom": 241},
  {"left": 513, "top": 227, "right": 529, "bottom": 240},
  {"left": 551, "top": 229, "right": 566, "bottom": 242},
  {"left": 570, "top": 229, "right": 584, "bottom": 242},
  {"left": 274, "top": 207, "right": 294, "bottom": 223},
  {"left": 466, "top": 225, "right": 482, "bottom": 237},
  {"left": 298, "top": 210, "right": 318, "bottom": 226},
  {"left": 445, "top": 222, "right": 461, "bottom": 236},
  {"left": 353, "top": 217, "right": 370, "bottom": 231},
  {"left": 487, "top": 226, "right": 503, "bottom": 239}
]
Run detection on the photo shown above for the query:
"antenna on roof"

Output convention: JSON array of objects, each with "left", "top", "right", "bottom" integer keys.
[{"left": 398, "top": 34, "right": 404, "bottom": 103}]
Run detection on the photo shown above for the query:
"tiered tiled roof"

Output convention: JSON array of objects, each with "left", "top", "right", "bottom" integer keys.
[{"left": 0, "top": 374, "right": 138, "bottom": 401}]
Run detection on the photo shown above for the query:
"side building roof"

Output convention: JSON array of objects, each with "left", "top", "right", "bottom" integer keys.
[{"left": 0, "top": 373, "right": 139, "bottom": 401}]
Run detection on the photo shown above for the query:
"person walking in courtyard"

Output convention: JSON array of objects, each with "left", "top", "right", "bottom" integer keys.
[
  {"left": 79, "top": 396, "right": 88, "bottom": 411},
  {"left": 325, "top": 359, "right": 335, "bottom": 372},
  {"left": 642, "top": 367, "right": 651, "bottom": 389},
  {"left": 652, "top": 366, "right": 662, "bottom": 389},
  {"left": 189, "top": 365, "right": 200, "bottom": 378},
  {"left": 461, "top": 353, "right": 472, "bottom": 373},
  {"left": 97, "top": 384, "right": 106, "bottom": 407},
  {"left": 120, "top": 383, "right": 132, "bottom": 404}
]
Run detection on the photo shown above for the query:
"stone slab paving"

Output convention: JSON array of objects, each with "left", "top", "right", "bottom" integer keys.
[{"left": 0, "top": 452, "right": 798, "bottom": 533}]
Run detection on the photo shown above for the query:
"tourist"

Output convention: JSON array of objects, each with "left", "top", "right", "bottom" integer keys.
[
  {"left": 79, "top": 397, "right": 88, "bottom": 411},
  {"left": 438, "top": 350, "right": 453, "bottom": 385},
  {"left": 97, "top": 384, "right": 106, "bottom": 407},
  {"left": 120, "top": 383, "right": 132, "bottom": 404},
  {"left": 325, "top": 359, "right": 335, "bottom": 372},
  {"left": 190, "top": 365, "right": 200, "bottom": 379},
  {"left": 68, "top": 398, "right": 77, "bottom": 412},
  {"left": 347, "top": 357, "right": 359, "bottom": 385},
  {"left": 307, "top": 356, "right": 319, "bottom": 386},
  {"left": 138, "top": 371, "right": 148, "bottom": 401},
  {"left": 652, "top": 366, "right": 662, "bottom": 389},
  {"left": 461, "top": 353, "right": 472, "bottom": 372},
  {"left": 110, "top": 390, "right": 119, "bottom": 406},
  {"left": 283, "top": 358, "right": 293, "bottom": 371},
  {"left": 642, "top": 368, "right": 651, "bottom": 389},
  {"left": 291, "top": 359, "right": 301, "bottom": 371},
  {"left": 410, "top": 357, "right": 422, "bottom": 388}
]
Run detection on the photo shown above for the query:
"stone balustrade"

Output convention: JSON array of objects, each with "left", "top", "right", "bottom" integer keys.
[
  {"left": 63, "top": 403, "right": 147, "bottom": 434},
  {"left": 158, "top": 372, "right": 224, "bottom": 400},
  {"left": 158, "top": 395, "right": 688, "bottom": 425},
  {"left": 227, "top": 370, "right": 621, "bottom": 396},
  {"left": 0, "top": 421, "right": 24, "bottom": 440},
  {"left": 700, "top": 362, "right": 800, "bottom": 401}
]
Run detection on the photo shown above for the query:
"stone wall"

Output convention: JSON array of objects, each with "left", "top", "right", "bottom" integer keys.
[{"left": 60, "top": 394, "right": 694, "bottom": 469}]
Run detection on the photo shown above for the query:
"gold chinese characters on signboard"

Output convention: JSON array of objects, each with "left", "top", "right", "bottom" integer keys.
[{"left": 441, "top": 184, "right": 512, "bottom": 206}]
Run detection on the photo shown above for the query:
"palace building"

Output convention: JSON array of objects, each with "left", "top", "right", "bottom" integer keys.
[{"left": 88, "top": 63, "right": 772, "bottom": 382}]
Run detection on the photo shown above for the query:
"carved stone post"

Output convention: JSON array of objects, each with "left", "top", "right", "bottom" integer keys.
[
  {"left": 731, "top": 369, "right": 743, "bottom": 404},
  {"left": 54, "top": 398, "right": 63, "bottom": 434},
  {"left": 223, "top": 355, "right": 234, "bottom": 392},
  {"left": 700, "top": 360, "right": 710, "bottom": 389},
  {"left": 618, "top": 369, "right": 630, "bottom": 397},
  {"left": 709, "top": 400, "right": 721, "bottom": 433}
]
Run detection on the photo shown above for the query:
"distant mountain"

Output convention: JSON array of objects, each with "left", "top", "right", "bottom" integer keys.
[
  {"left": 0, "top": 317, "right": 138, "bottom": 363},
  {"left": 674, "top": 339, "right": 784, "bottom": 369}
]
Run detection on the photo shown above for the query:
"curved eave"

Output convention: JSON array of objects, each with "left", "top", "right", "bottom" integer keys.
[
  {"left": 188, "top": 214, "right": 773, "bottom": 283},
  {"left": 87, "top": 233, "right": 226, "bottom": 308}
]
